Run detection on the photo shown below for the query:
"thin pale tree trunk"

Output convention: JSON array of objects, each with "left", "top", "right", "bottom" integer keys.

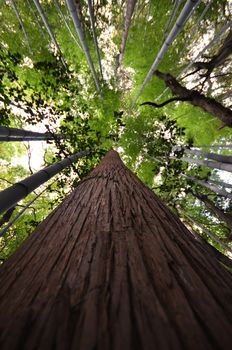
[
  {"left": 130, "top": 0, "right": 200, "bottom": 110},
  {"left": 0, "top": 150, "right": 231, "bottom": 349},
  {"left": 194, "top": 193, "right": 232, "bottom": 230},
  {"left": 26, "top": 0, "right": 45, "bottom": 37},
  {"left": 183, "top": 174, "right": 232, "bottom": 200},
  {"left": 174, "top": 146, "right": 232, "bottom": 164},
  {"left": 163, "top": 0, "right": 183, "bottom": 41},
  {"left": 155, "top": 21, "right": 232, "bottom": 102},
  {"left": 87, "top": 0, "right": 103, "bottom": 79},
  {"left": 192, "top": 145, "right": 232, "bottom": 149},
  {"left": 182, "top": 212, "right": 232, "bottom": 256},
  {"left": 177, "top": 0, "right": 213, "bottom": 60},
  {"left": 167, "top": 155, "right": 232, "bottom": 172},
  {"left": 118, "top": 0, "right": 137, "bottom": 69},
  {"left": 54, "top": 0, "right": 81, "bottom": 50},
  {"left": 207, "top": 178, "right": 232, "bottom": 189},
  {"left": 9, "top": 0, "right": 32, "bottom": 54},
  {"left": 32, "top": 0, "right": 67, "bottom": 69},
  {"left": 66, "top": 0, "right": 101, "bottom": 94}
]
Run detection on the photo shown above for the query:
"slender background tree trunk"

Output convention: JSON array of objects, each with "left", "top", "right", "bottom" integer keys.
[
  {"left": 118, "top": 0, "right": 137, "bottom": 69},
  {"left": 194, "top": 193, "right": 232, "bottom": 230},
  {"left": 154, "top": 70, "right": 232, "bottom": 127},
  {"left": 0, "top": 150, "right": 232, "bottom": 349}
]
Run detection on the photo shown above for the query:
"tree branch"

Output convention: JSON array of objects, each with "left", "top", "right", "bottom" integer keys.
[{"left": 140, "top": 97, "right": 190, "bottom": 108}]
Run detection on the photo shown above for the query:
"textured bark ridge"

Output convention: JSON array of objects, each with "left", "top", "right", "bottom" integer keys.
[{"left": 0, "top": 150, "right": 232, "bottom": 350}]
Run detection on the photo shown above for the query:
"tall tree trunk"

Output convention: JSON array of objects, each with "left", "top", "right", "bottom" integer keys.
[
  {"left": 181, "top": 212, "right": 232, "bottom": 262},
  {"left": 0, "top": 126, "right": 64, "bottom": 142},
  {"left": 163, "top": 0, "right": 183, "bottom": 41},
  {"left": 130, "top": 0, "right": 200, "bottom": 110},
  {"left": 26, "top": 0, "right": 45, "bottom": 37},
  {"left": 54, "top": 0, "right": 81, "bottom": 50},
  {"left": 87, "top": 0, "right": 103, "bottom": 78},
  {"left": 174, "top": 146, "right": 232, "bottom": 164},
  {"left": 153, "top": 70, "right": 232, "bottom": 127},
  {"left": 32, "top": 0, "right": 67, "bottom": 69},
  {"left": 192, "top": 145, "right": 232, "bottom": 149},
  {"left": 207, "top": 178, "right": 232, "bottom": 189},
  {"left": 184, "top": 174, "right": 232, "bottom": 200},
  {"left": 0, "top": 149, "right": 92, "bottom": 215},
  {"left": 67, "top": 0, "right": 101, "bottom": 95},
  {"left": 118, "top": 0, "right": 137, "bottom": 69},
  {"left": 0, "top": 150, "right": 231, "bottom": 349},
  {"left": 193, "top": 30, "right": 232, "bottom": 78},
  {"left": 194, "top": 193, "right": 232, "bottom": 231},
  {"left": 177, "top": 0, "right": 213, "bottom": 60},
  {"left": 168, "top": 155, "right": 232, "bottom": 172},
  {"left": 9, "top": 0, "right": 32, "bottom": 54},
  {"left": 74, "top": 0, "right": 85, "bottom": 34}
]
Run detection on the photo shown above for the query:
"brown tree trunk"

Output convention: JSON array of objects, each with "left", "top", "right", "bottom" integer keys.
[
  {"left": 193, "top": 30, "right": 232, "bottom": 78},
  {"left": 154, "top": 70, "right": 232, "bottom": 127},
  {"left": 0, "top": 150, "right": 232, "bottom": 349}
]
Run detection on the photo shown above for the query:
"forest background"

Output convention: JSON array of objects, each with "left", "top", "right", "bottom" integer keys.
[{"left": 0, "top": 0, "right": 232, "bottom": 263}]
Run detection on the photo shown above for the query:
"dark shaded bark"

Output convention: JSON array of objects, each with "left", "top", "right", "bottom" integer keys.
[
  {"left": 0, "top": 207, "right": 15, "bottom": 228},
  {"left": 195, "top": 193, "right": 232, "bottom": 231},
  {"left": 0, "top": 150, "right": 232, "bottom": 349},
  {"left": 0, "top": 126, "right": 64, "bottom": 142},
  {"left": 140, "top": 96, "right": 190, "bottom": 107},
  {"left": 152, "top": 70, "right": 232, "bottom": 127}
]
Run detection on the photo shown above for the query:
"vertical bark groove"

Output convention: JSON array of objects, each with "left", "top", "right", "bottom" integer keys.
[{"left": 0, "top": 150, "right": 232, "bottom": 349}]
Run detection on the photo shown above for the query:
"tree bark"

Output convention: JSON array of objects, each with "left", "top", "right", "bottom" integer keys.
[
  {"left": 183, "top": 174, "right": 232, "bottom": 200},
  {"left": 87, "top": 0, "right": 103, "bottom": 78},
  {"left": 0, "top": 126, "right": 64, "bottom": 142},
  {"left": 194, "top": 193, "right": 232, "bottom": 231},
  {"left": 74, "top": 0, "right": 85, "bottom": 34},
  {"left": 0, "top": 207, "right": 16, "bottom": 228},
  {"left": 174, "top": 146, "right": 232, "bottom": 164},
  {"left": 67, "top": 0, "right": 101, "bottom": 94},
  {"left": 168, "top": 155, "right": 232, "bottom": 172},
  {"left": 0, "top": 150, "right": 232, "bottom": 349},
  {"left": 0, "top": 148, "right": 92, "bottom": 215},
  {"left": 118, "top": 0, "right": 137, "bottom": 69},
  {"left": 153, "top": 70, "right": 232, "bottom": 127},
  {"left": 193, "top": 30, "right": 232, "bottom": 78},
  {"left": 9, "top": 0, "right": 32, "bottom": 54},
  {"left": 207, "top": 178, "right": 232, "bottom": 189},
  {"left": 32, "top": 0, "right": 67, "bottom": 69}
]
